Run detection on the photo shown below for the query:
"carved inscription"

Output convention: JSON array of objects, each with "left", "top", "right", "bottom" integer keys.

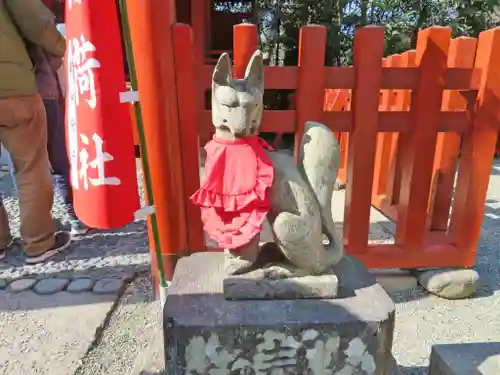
[{"left": 183, "top": 330, "right": 376, "bottom": 375}]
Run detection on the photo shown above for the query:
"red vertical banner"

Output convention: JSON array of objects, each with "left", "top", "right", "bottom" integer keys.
[{"left": 65, "top": 0, "right": 139, "bottom": 228}]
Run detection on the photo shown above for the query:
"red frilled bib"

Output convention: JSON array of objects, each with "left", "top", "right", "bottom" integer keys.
[{"left": 190, "top": 136, "right": 274, "bottom": 250}]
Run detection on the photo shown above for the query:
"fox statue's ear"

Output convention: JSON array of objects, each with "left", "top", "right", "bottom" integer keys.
[
  {"left": 213, "top": 53, "right": 233, "bottom": 86},
  {"left": 244, "top": 50, "right": 264, "bottom": 92}
]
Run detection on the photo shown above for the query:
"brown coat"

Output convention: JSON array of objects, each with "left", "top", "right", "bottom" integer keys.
[{"left": 0, "top": 0, "right": 65, "bottom": 99}]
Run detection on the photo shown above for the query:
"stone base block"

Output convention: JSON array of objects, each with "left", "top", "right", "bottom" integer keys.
[
  {"left": 164, "top": 252, "right": 396, "bottom": 375},
  {"left": 429, "top": 342, "right": 500, "bottom": 375},
  {"left": 224, "top": 270, "right": 339, "bottom": 300}
]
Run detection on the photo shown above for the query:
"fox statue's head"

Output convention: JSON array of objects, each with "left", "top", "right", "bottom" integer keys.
[{"left": 212, "top": 50, "right": 264, "bottom": 139}]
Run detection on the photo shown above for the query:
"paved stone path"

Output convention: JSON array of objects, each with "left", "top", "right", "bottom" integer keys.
[{"left": 4, "top": 275, "right": 126, "bottom": 295}]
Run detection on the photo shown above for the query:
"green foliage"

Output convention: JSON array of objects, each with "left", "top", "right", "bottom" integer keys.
[{"left": 254, "top": 0, "right": 500, "bottom": 66}]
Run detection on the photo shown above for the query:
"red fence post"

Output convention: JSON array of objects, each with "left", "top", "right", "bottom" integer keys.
[
  {"left": 450, "top": 27, "right": 500, "bottom": 265},
  {"left": 385, "top": 51, "right": 415, "bottom": 208},
  {"left": 429, "top": 37, "right": 477, "bottom": 231},
  {"left": 371, "top": 54, "right": 402, "bottom": 219},
  {"left": 344, "top": 26, "right": 385, "bottom": 252},
  {"left": 372, "top": 56, "right": 397, "bottom": 199},
  {"left": 125, "top": 0, "right": 187, "bottom": 280},
  {"left": 190, "top": 0, "right": 206, "bottom": 67},
  {"left": 295, "top": 25, "right": 327, "bottom": 159},
  {"left": 396, "top": 27, "right": 451, "bottom": 252},
  {"left": 172, "top": 24, "right": 205, "bottom": 252},
  {"left": 335, "top": 90, "right": 351, "bottom": 184},
  {"left": 233, "top": 23, "right": 259, "bottom": 79}
]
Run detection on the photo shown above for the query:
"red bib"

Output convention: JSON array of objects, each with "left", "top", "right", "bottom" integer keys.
[{"left": 190, "top": 136, "right": 274, "bottom": 249}]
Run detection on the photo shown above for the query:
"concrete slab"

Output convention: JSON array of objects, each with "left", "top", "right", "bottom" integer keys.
[
  {"left": 429, "top": 342, "right": 500, "bottom": 375},
  {"left": 0, "top": 291, "right": 118, "bottom": 375}
]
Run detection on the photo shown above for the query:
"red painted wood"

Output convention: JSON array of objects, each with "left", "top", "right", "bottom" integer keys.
[
  {"left": 126, "top": 0, "right": 186, "bottom": 280},
  {"left": 295, "top": 26, "right": 327, "bottom": 158},
  {"left": 396, "top": 27, "right": 451, "bottom": 253},
  {"left": 450, "top": 28, "right": 500, "bottom": 266},
  {"left": 430, "top": 37, "right": 477, "bottom": 231},
  {"left": 173, "top": 24, "right": 205, "bottom": 252},
  {"left": 343, "top": 26, "right": 385, "bottom": 252},
  {"left": 163, "top": 23, "right": 498, "bottom": 271}
]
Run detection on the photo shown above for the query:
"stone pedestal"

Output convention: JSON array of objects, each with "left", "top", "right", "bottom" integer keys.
[{"left": 164, "top": 252, "right": 397, "bottom": 375}]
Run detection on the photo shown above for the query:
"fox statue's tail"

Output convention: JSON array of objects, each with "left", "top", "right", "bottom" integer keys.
[{"left": 298, "top": 121, "right": 344, "bottom": 266}]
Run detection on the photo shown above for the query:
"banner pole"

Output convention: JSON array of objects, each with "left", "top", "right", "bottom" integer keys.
[{"left": 118, "top": 0, "right": 168, "bottom": 302}]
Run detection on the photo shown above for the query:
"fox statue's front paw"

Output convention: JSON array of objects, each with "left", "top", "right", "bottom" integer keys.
[
  {"left": 223, "top": 236, "right": 261, "bottom": 275},
  {"left": 263, "top": 264, "right": 296, "bottom": 279},
  {"left": 224, "top": 253, "right": 255, "bottom": 275},
  {"left": 263, "top": 263, "right": 311, "bottom": 279}
]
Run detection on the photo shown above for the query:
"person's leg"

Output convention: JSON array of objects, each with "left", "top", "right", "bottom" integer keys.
[
  {"left": 0, "top": 198, "right": 13, "bottom": 259},
  {"left": 0, "top": 95, "right": 70, "bottom": 262},
  {"left": 44, "top": 99, "right": 88, "bottom": 235}
]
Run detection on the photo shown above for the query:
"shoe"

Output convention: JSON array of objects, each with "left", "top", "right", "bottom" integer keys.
[
  {"left": 25, "top": 231, "right": 71, "bottom": 264},
  {"left": 0, "top": 238, "right": 14, "bottom": 260},
  {"left": 70, "top": 220, "right": 89, "bottom": 236}
]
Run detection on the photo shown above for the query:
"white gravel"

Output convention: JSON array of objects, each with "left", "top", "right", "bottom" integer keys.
[{"left": 75, "top": 275, "right": 165, "bottom": 375}]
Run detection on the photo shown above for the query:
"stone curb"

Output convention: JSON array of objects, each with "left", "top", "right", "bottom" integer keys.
[
  {"left": 1, "top": 273, "right": 136, "bottom": 296},
  {"left": 0, "top": 263, "right": 149, "bottom": 283}
]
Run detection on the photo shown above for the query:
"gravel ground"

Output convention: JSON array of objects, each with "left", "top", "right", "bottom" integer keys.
[
  {"left": 0, "top": 162, "right": 150, "bottom": 285},
  {"left": 391, "top": 160, "right": 500, "bottom": 375},
  {"left": 75, "top": 274, "right": 165, "bottom": 375}
]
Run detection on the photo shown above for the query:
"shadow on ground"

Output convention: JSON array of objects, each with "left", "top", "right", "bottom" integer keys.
[
  {"left": 483, "top": 198, "right": 500, "bottom": 228},
  {"left": 490, "top": 160, "right": 500, "bottom": 175},
  {"left": 0, "top": 219, "right": 151, "bottom": 311},
  {"left": 399, "top": 366, "right": 428, "bottom": 375},
  {"left": 1, "top": 220, "right": 149, "bottom": 265},
  {"left": 74, "top": 275, "right": 165, "bottom": 375},
  {"left": 0, "top": 164, "right": 152, "bottom": 310}
]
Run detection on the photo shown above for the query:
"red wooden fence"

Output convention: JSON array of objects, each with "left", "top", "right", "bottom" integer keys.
[
  {"left": 331, "top": 33, "right": 500, "bottom": 269},
  {"left": 165, "top": 23, "right": 500, "bottom": 272}
]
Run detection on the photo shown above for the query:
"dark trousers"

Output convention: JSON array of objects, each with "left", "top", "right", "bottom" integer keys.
[{"left": 43, "top": 99, "right": 77, "bottom": 221}]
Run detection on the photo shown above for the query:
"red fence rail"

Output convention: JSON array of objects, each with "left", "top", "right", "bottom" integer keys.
[{"left": 169, "top": 22, "right": 500, "bottom": 270}]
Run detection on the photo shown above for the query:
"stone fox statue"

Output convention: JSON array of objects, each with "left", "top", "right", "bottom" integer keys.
[{"left": 190, "top": 50, "right": 343, "bottom": 278}]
